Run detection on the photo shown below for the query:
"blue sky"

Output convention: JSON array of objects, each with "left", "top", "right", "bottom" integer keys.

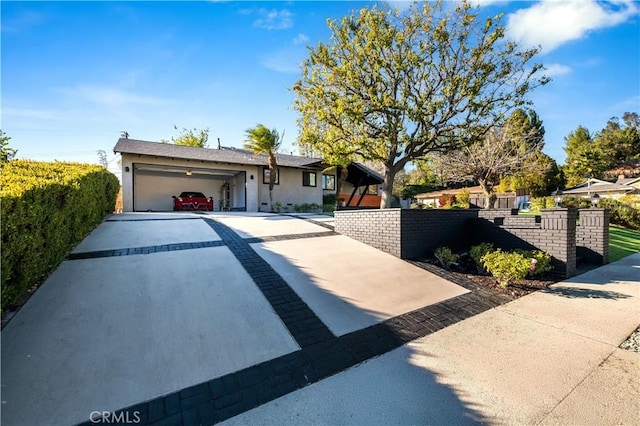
[{"left": 2, "top": 1, "right": 639, "bottom": 171}]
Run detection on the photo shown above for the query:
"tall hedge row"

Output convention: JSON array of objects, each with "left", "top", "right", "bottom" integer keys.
[{"left": 1, "top": 160, "right": 120, "bottom": 312}]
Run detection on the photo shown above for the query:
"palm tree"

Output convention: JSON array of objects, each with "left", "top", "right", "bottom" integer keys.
[{"left": 244, "top": 124, "right": 282, "bottom": 212}]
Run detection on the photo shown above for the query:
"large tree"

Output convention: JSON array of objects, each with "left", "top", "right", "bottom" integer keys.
[
  {"left": 432, "top": 120, "right": 544, "bottom": 208},
  {"left": 563, "top": 125, "right": 607, "bottom": 186},
  {"left": 163, "top": 126, "right": 209, "bottom": 148},
  {"left": 244, "top": 124, "right": 282, "bottom": 212},
  {"left": 293, "top": 1, "right": 548, "bottom": 208}
]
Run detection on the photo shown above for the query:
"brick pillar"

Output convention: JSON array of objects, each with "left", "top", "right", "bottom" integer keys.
[
  {"left": 540, "top": 208, "right": 578, "bottom": 277},
  {"left": 577, "top": 209, "right": 610, "bottom": 264}
]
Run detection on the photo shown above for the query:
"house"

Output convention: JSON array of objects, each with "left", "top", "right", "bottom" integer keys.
[
  {"left": 415, "top": 186, "right": 529, "bottom": 209},
  {"left": 113, "top": 138, "right": 382, "bottom": 212},
  {"left": 561, "top": 176, "right": 640, "bottom": 199}
]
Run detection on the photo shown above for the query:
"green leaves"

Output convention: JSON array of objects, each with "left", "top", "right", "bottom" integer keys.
[
  {"left": 1, "top": 160, "right": 120, "bottom": 312},
  {"left": 293, "top": 0, "right": 547, "bottom": 207},
  {"left": 168, "top": 126, "right": 209, "bottom": 148}
]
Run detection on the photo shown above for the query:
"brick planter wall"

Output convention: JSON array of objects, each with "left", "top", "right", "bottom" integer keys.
[
  {"left": 335, "top": 207, "right": 610, "bottom": 278},
  {"left": 576, "top": 209, "right": 610, "bottom": 265},
  {"left": 334, "top": 209, "right": 402, "bottom": 257}
]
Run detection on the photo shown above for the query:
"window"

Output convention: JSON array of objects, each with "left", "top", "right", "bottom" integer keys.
[
  {"left": 263, "top": 167, "right": 279, "bottom": 185},
  {"left": 303, "top": 171, "right": 317, "bottom": 187},
  {"left": 322, "top": 174, "right": 335, "bottom": 190}
]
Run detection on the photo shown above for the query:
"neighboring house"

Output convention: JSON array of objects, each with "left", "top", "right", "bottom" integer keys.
[
  {"left": 114, "top": 138, "right": 382, "bottom": 212},
  {"left": 561, "top": 176, "right": 640, "bottom": 199},
  {"left": 415, "top": 186, "right": 529, "bottom": 209}
]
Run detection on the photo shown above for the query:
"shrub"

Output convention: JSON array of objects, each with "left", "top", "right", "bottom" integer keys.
[
  {"left": 1, "top": 160, "right": 119, "bottom": 312},
  {"left": 456, "top": 189, "right": 470, "bottom": 209},
  {"left": 434, "top": 246, "right": 459, "bottom": 269},
  {"left": 438, "top": 193, "right": 456, "bottom": 208},
  {"left": 599, "top": 198, "right": 640, "bottom": 230},
  {"left": 481, "top": 249, "right": 531, "bottom": 288},
  {"left": 294, "top": 202, "right": 321, "bottom": 213},
  {"left": 514, "top": 249, "right": 553, "bottom": 276},
  {"left": 561, "top": 196, "right": 591, "bottom": 209},
  {"left": 469, "top": 243, "right": 494, "bottom": 267}
]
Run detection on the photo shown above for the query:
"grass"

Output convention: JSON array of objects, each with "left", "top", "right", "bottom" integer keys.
[{"left": 609, "top": 225, "right": 640, "bottom": 263}]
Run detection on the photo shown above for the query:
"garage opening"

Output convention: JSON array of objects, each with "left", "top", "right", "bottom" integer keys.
[{"left": 133, "top": 163, "right": 246, "bottom": 212}]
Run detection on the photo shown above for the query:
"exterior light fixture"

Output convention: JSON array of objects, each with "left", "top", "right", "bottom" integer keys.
[
  {"left": 591, "top": 193, "right": 600, "bottom": 208},
  {"left": 553, "top": 188, "right": 563, "bottom": 208},
  {"left": 186, "top": 170, "right": 192, "bottom": 176}
]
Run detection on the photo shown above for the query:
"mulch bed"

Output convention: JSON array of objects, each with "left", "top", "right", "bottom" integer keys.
[
  {"left": 451, "top": 270, "right": 557, "bottom": 299},
  {"left": 424, "top": 255, "right": 560, "bottom": 301}
]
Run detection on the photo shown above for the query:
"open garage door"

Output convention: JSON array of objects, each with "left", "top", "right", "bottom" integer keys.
[{"left": 133, "top": 163, "right": 246, "bottom": 212}]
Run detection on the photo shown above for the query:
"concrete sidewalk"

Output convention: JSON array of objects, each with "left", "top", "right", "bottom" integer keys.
[{"left": 223, "top": 253, "right": 640, "bottom": 425}]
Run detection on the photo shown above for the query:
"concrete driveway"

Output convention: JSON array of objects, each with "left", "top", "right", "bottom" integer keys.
[
  {"left": 1, "top": 212, "right": 472, "bottom": 426},
  {"left": 3, "top": 212, "right": 637, "bottom": 425}
]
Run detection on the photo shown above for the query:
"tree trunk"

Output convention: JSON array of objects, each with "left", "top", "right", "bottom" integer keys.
[
  {"left": 478, "top": 179, "right": 496, "bottom": 209},
  {"left": 269, "top": 189, "right": 274, "bottom": 212},
  {"left": 380, "top": 166, "right": 396, "bottom": 208},
  {"left": 336, "top": 166, "right": 348, "bottom": 207},
  {"left": 268, "top": 153, "right": 277, "bottom": 212}
]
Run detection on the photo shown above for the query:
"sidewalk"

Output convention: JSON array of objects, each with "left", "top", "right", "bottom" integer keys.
[{"left": 223, "top": 253, "right": 640, "bottom": 425}]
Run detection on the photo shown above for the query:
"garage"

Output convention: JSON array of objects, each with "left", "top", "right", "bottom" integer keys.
[{"left": 133, "top": 163, "right": 246, "bottom": 212}]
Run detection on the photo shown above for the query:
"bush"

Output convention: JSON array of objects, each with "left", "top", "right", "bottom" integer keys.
[
  {"left": 469, "top": 243, "right": 494, "bottom": 267},
  {"left": 530, "top": 196, "right": 556, "bottom": 211},
  {"left": 1, "top": 160, "right": 119, "bottom": 312},
  {"left": 294, "top": 202, "right": 321, "bottom": 213},
  {"left": 481, "top": 248, "right": 553, "bottom": 287},
  {"left": 481, "top": 249, "right": 531, "bottom": 287},
  {"left": 456, "top": 190, "right": 470, "bottom": 209},
  {"left": 438, "top": 193, "right": 456, "bottom": 208},
  {"left": 599, "top": 198, "right": 640, "bottom": 230},
  {"left": 514, "top": 249, "right": 553, "bottom": 276},
  {"left": 561, "top": 196, "right": 591, "bottom": 209},
  {"left": 434, "top": 246, "right": 459, "bottom": 268}
]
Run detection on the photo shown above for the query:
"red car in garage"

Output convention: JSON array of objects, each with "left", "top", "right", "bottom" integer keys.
[{"left": 172, "top": 191, "right": 214, "bottom": 211}]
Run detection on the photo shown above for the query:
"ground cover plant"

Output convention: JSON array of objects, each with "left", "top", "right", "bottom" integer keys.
[{"left": 429, "top": 244, "right": 557, "bottom": 298}]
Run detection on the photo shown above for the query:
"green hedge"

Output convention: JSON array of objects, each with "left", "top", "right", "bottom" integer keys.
[{"left": 1, "top": 160, "right": 120, "bottom": 312}]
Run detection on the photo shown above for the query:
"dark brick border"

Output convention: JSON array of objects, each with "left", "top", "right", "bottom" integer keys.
[
  {"left": 280, "top": 213, "right": 335, "bottom": 231},
  {"left": 67, "top": 241, "right": 226, "bottom": 260},
  {"left": 83, "top": 230, "right": 511, "bottom": 426},
  {"left": 203, "top": 218, "right": 335, "bottom": 348},
  {"left": 75, "top": 217, "right": 515, "bottom": 426},
  {"left": 82, "top": 285, "right": 508, "bottom": 426},
  {"left": 106, "top": 217, "right": 203, "bottom": 222}
]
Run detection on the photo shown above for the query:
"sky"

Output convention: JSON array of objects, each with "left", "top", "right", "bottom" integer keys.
[{"left": 2, "top": 0, "right": 639, "bottom": 173}]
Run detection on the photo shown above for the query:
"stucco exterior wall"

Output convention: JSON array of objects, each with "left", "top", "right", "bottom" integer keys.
[
  {"left": 257, "top": 167, "right": 323, "bottom": 211},
  {"left": 120, "top": 154, "right": 322, "bottom": 212}
]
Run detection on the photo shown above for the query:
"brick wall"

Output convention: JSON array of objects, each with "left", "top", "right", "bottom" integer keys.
[
  {"left": 576, "top": 209, "right": 610, "bottom": 265},
  {"left": 334, "top": 209, "right": 402, "bottom": 257},
  {"left": 400, "top": 209, "right": 478, "bottom": 259},
  {"left": 335, "top": 207, "right": 609, "bottom": 278}
]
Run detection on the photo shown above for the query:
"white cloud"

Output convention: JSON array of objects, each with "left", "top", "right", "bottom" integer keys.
[
  {"left": 293, "top": 33, "right": 309, "bottom": 45},
  {"left": 507, "top": 0, "right": 639, "bottom": 52},
  {"left": 544, "top": 63, "right": 572, "bottom": 77},
  {"left": 253, "top": 9, "right": 293, "bottom": 30}
]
